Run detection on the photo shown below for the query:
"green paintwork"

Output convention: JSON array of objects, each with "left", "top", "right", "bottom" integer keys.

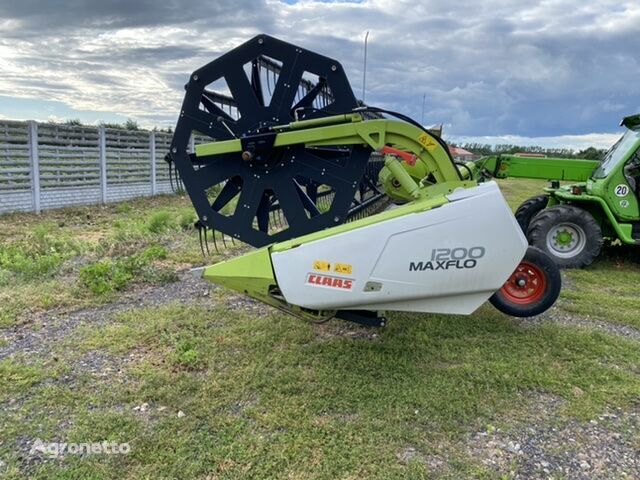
[
  {"left": 197, "top": 113, "right": 477, "bottom": 315},
  {"left": 271, "top": 187, "right": 460, "bottom": 253},
  {"left": 202, "top": 248, "right": 276, "bottom": 304},
  {"left": 272, "top": 113, "right": 363, "bottom": 130},
  {"left": 195, "top": 115, "right": 463, "bottom": 187},
  {"left": 201, "top": 248, "right": 337, "bottom": 321},
  {"left": 383, "top": 155, "right": 425, "bottom": 200},
  {"left": 478, "top": 155, "right": 600, "bottom": 182},
  {"left": 548, "top": 189, "right": 636, "bottom": 244},
  {"left": 473, "top": 115, "right": 640, "bottom": 246},
  {"left": 555, "top": 230, "right": 573, "bottom": 246}
]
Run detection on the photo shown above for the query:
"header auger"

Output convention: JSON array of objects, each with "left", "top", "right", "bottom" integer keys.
[{"left": 168, "top": 34, "right": 561, "bottom": 326}]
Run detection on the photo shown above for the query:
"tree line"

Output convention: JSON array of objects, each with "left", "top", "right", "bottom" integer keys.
[
  {"left": 450, "top": 142, "right": 606, "bottom": 160},
  {"left": 63, "top": 118, "right": 173, "bottom": 133}
]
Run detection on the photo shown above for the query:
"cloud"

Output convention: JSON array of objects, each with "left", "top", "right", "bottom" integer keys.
[
  {"left": 447, "top": 132, "right": 622, "bottom": 151},
  {"left": 0, "top": 0, "right": 638, "bottom": 140}
]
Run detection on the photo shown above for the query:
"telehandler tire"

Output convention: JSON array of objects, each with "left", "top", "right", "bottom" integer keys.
[
  {"left": 527, "top": 205, "right": 602, "bottom": 268},
  {"left": 514, "top": 195, "right": 548, "bottom": 232},
  {"left": 490, "top": 246, "right": 561, "bottom": 317}
]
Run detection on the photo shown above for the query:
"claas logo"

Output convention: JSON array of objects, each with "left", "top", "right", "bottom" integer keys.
[{"left": 306, "top": 273, "right": 353, "bottom": 290}]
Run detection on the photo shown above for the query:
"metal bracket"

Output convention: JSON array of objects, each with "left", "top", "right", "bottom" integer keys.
[{"left": 335, "top": 310, "right": 387, "bottom": 327}]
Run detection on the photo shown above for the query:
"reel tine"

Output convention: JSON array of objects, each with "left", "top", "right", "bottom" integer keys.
[
  {"left": 211, "top": 228, "right": 219, "bottom": 254},
  {"left": 169, "top": 161, "right": 175, "bottom": 192},
  {"left": 203, "top": 226, "right": 210, "bottom": 256},
  {"left": 165, "top": 153, "right": 177, "bottom": 193},
  {"left": 197, "top": 222, "right": 205, "bottom": 256},
  {"left": 221, "top": 232, "right": 228, "bottom": 249},
  {"left": 196, "top": 221, "right": 210, "bottom": 257},
  {"left": 230, "top": 235, "right": 236, "bottom": 245},
  {"left": 176, "top": 167, "right": 184, "bottom": 193}
]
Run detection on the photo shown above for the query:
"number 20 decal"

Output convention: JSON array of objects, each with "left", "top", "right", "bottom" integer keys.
[{"left": 615, "top": 184, "right": 629, "bottom": 197}]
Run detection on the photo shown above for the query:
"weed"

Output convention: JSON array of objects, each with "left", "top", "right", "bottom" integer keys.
[
  {"left": 170, "top": 339, "right": 202, "bottom": 370},
  {"left": 79, "top": 245, "right": 173, "bottom": 295},
  {"left": 147, "top": 211, "right": 176, "bottom": 233},
  {"left": 0, "top": 227, "right": 81, "bottom": 283},
  {"left": 79, "top": 260, "right": 132, "bottom": 295},
  {"left": 178, "top": 208, "right": 196, "bottom": 230},
  {"left": 116, "top": 203, "right": 133, "bottom": 214}
]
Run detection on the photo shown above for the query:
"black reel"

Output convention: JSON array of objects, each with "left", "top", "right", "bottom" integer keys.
[{"left": 169, "top": 34, "right": 376, "bottom": 248}]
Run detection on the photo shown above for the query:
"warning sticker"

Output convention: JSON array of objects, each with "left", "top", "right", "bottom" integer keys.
[
  {"left": 417, "top": 133, "right": 437, "bottom": 151},
  {"left": 333, "top": 262, "right": 353, "bottom": 275},
  {"left": 313, "top": 260, "right": 331, "bottom": 272}
]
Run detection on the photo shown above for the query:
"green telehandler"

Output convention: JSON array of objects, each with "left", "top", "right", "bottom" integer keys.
[{"left": 466, "top": 114, "right": 640, "bottom": 268}]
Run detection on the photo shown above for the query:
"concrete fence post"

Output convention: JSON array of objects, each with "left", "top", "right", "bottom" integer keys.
[
  {"left": 150, "top": 131, "right": 157, "bottom": 196},
  {"left": 28, "top": 120, "right": 41, "bottom": 214},
  {"left": 98, "top": 126, "right": 107, "bottom": 204}
]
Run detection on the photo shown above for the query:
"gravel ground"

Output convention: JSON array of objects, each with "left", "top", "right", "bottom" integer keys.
[
  {"left": 0, "top": 270, "right": 212, "bottom": 361},
  {"left": 525, "top": 305, "right": 640, "bottom": 342},
  {"left": 464, "top": 404, "right": 639, "bottom": 479},
  {"left": 409, "top": 393, "right": 640, "bottom": 478},
  {"left": 1, "top": 273, "right": 639, "bottom": 478}
]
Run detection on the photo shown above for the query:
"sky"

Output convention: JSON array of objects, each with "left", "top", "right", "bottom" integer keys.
[{"left": 0, "top": 0, "right": 638, "bottom": 149}]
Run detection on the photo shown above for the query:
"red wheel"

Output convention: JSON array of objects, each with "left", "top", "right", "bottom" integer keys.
[
  {"left": 490, "top": 247, "right": 561, "bottom": 317},
  {"left": 500, "top": 261, "right": 546, "bottom": 305}
]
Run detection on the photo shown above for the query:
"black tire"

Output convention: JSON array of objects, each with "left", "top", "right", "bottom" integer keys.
[
  {"left": 490, "top": 246, "right": 561, "bottom": 317},
  {"left": 527, "top": 205, "right": 602, "bottom": 268},
  {"left": 514, "top": 195, "right": 548, "bottom": 232}
]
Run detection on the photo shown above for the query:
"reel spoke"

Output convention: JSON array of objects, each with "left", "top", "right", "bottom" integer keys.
[{"left": 170, "top": 34, "right": 381, "bottom": 247}]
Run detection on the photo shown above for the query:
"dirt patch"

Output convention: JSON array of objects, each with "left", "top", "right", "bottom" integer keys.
[
  {"left": 422, "top": 393, "right": 640, "bottom": 479},
  {"left": 0, "top": 270, "right": 213, "bottom": 361},
  {"left": 465, "top": 407, "right": 639, "bottom": 479},
  {"left": 525, "top": 304, "right": 640, "bottom": 342}
]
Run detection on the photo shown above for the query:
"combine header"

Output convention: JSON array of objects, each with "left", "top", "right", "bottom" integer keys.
[{"left": 166, "top": 34, "right": 561, "bottom": 326}]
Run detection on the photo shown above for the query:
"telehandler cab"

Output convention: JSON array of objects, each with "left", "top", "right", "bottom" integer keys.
[{"left": 470, "top": 114, "right": 640, "bottom": 268}]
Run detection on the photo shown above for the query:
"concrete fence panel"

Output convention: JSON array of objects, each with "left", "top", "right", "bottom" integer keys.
[{"left": 0, "top": 120, "right": 188, "bottom": 215}]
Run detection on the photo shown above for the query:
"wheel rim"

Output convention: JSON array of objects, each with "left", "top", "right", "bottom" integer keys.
[
  {"left": 545, "top": 222, "right": 586, "bottom": 258},
  {"left": 500, "top": 261, "right": 547, "bottom": 305}
]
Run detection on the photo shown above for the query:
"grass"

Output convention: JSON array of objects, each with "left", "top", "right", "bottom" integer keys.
[
  {"left": 494, "top": 177, "right": 551, "bottom": 213},
  {"left": 2, "top": 303, "right": 639, "bottom": 478},
  {"left": 561, "top": 252, "right": 640, "bottom": 328},
  {"left": 0, "top": 180, "right": 639, "bottom": 478},
  {"left": 79, "top": 245, "right": 175, "bottom": 295},
  {"left": 0, "top": 194, "right": 226, "bottom": 328}
]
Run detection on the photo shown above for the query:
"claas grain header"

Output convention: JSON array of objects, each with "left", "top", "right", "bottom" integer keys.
[{"left": 165, "top": 35, "right": 561, "bottom": 326}]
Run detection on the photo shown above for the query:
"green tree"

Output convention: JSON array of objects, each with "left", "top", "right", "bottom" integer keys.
[
  {"left": 577, "top": 146, "right": 605, "bottom": 160},
  {"left": 124, "top": 119, "right": 140, "bottom": 130}
]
